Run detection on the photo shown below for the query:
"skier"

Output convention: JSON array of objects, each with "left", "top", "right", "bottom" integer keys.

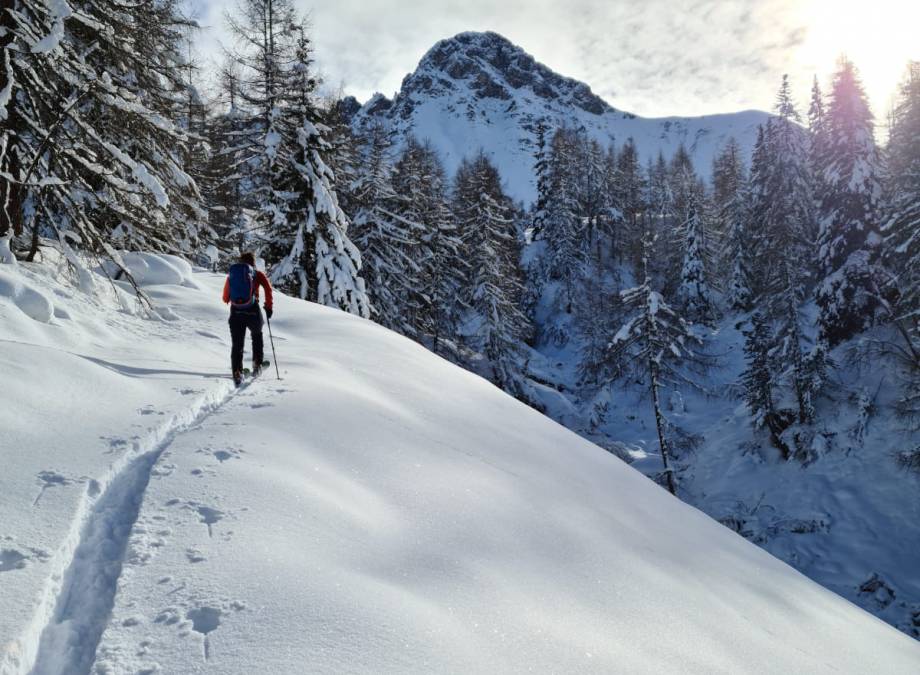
[{"left": 222, "top": 252, "right": 274, "bottom": 386}]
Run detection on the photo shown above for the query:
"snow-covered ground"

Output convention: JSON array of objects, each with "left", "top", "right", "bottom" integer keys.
[
  {"left": 1, "top": 255, "right": 919, "bottom": 674},
  {"left": 525, "top": 270, "right": 920, "bottom": 641}
]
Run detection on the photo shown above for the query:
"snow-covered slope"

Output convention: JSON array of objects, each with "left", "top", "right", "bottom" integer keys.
[
  {"left": 1, "top": 256, "right": 919, "bottom": 674},
  {"left": 348, "top": 31, "right": 769, "bottom": 203}
]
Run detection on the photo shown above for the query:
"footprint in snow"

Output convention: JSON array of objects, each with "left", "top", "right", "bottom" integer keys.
[
  {"left": 0, "top": 545, "right": 50, "bottom": 572},
  {"left": 154, "top": 607, "right": 182, "bottom": 625},
  {"left": 195, "top": 506, "right": 225, "bottom": 538},
  {"left": 127, "top": 517, "right": 172, "bottom": 566},
  {"left": 101, "top": 436, "right": 129, "bottom": 454},
  {"left": 0, "top": 548, "right": 28, "bottom": 572},
  {"left": 196, "top": 446, "right": 244, "bottom": 463},
  {"left": 169, "top": 500, "right": 230, "bottom": 539},
  {"left": 212, "top": 449, "right": 240, "bottom": 463},
  {"left": 33, "top": 470, "right": 73, "bottom": 505},
  {"left": 186, "top": 548, "right": 206, "bottom": 563},
  {"left": 186, "top": 606, "right": 221, "bottom": 661},
  {"left": 151, "top": 462, "right": 177, "bottom": 478}
]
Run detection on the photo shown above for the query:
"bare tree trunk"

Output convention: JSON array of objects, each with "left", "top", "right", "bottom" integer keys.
[
  {"left": 0, "top": 0, "right": 23, "bottom": 240},
  {"left": 649, "top": 357, "right": 677, "bottom": 495}
]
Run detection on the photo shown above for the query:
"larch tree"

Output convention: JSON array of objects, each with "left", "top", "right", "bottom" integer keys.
[
  {"left": 614, "top": 138, "right": 646, "bottom": 269},
  {"left": 530, "top": 117, "right": 552, "bottom": 242},
  {"left": 263, "top": 26, "right": 368, "bottom": 315},
  {"left": 643, "top": 153, "right": 673, "bottom": 286},
  {"left": 226, "top": 4, "right": 368, "bottom": 315},
  {"left": 0, "top": 0, "right": 204, "bottom": 279},
  {"left": 205, "top": 62, "right": 253, "bottom": 256},
  {"left": 808, "top": 75, "right": 829, "bottom": 189},
  {"left": 391, "top": 137, "right": 463, "bottom": 353},
  {"left": 225, "top": 0, "right": 298, "bottom": 253},
  {"left": 601, "top": 233, "right": 706, "bottom": 495}
]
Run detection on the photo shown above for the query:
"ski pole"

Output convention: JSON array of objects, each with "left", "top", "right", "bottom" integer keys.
[{"left": 266, "top": 314, "right": 280, "bottom": 380}]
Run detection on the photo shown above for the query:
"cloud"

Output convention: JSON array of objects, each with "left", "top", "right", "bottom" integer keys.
[{"left": 189, "top": 0, "right": 909, "bottom": 121}]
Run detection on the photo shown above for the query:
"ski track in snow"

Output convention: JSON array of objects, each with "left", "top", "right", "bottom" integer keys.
[{"left": 14, "top": 378, "right": 258, "bottom": 675}]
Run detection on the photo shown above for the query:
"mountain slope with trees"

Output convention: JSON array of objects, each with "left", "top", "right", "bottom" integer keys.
[{"left": 1, "top": 10, "right": 918, "bottom": 649}]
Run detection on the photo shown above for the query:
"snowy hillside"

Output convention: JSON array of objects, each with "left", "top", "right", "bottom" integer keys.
[
  {"left": 1, "top": 255, "right": 919, "bottom": 674},
  {"left": 522, "top": 282, "right": 920, "bottom": 641},
  {"left": 347, "top": 31, "right": 769, "bottom": 203}
]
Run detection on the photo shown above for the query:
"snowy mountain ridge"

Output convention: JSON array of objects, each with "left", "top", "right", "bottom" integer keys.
[
  {"left": 347, "top": 31, "right": 770, "bottom": 203},
  {"left": 1, "top": 253, "right": 918, "bottom": 673}
]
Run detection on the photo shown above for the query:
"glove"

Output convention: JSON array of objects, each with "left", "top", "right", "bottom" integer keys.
[{"left": 265, "top": 306, "right": 273, "bottom": 319}]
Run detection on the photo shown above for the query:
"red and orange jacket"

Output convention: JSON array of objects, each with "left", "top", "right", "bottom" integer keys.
[{"left": 222, "top": 270, "right": 274, "bottom": 311}]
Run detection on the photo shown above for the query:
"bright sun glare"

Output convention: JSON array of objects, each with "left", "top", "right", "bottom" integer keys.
[{"left": 794, "top": 0, "right": 920, "bottom": 128}]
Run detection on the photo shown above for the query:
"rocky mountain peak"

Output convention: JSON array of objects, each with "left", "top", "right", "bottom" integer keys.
[
  {"left": 399, "top": 31, "right": 612, "bottom": 116},
  {"left": 350, "top": 32, "right": 768, "bottom": 205}
]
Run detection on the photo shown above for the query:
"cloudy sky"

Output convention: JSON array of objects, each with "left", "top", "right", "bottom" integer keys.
[{"left": 190, "top": 0, "right": 919, "bottom": 123}]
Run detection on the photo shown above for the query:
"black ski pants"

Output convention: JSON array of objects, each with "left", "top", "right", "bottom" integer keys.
[{"left": 229, "top": 306, "right": 264, "bottom": 372}]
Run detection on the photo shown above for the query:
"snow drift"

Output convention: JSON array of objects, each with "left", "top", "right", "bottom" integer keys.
[
  {"left": 0, "top": 270, "right": 54, "bottom": 323},
  {"left": 0, "top": 255, "right": 918, "bottom": 674}
]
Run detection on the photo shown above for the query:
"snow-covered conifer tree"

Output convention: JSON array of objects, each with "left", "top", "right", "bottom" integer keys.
[
  {"left": 724, "top": 217, "right": 754, "bottom": 312},
  {"left": 751, "top": 77, "right": 823, "bottom": 424},
  {"left": 542, "top": 127, "right": 585, "bottom": 311},
  {"left": 324, "top": 97, "right": 361, "bottom": 219},
  {"left": 205, "top": 62, "right": 253, "bottom": 255},
  {"left": 263, "top": 26, "right": 368, "bottom": 315},
  {"left": 881, "top": 62, "right": 920, "bottom": 430},
  {"left": 615, "top": 138, "right": 646, "bottom": 268},
  {"left": 678, "top": 193, "right": 714, "bottom": 324},
  {"left": 225, "top": 6, "right": 367, "bottom": 315},
  {"left": 350, "top": 123, "right": 419, "bottom": 333},
  {"left": 454, "top": 151, "right": 531, "bottom": 393},
  {"left": 741, "top": 312, "right": 776, "bottom": 431},
  {"left": 391, "top": 137, "right": 463, "bottom": 353},
  {"left": 600, "top": 142, "right": 622, "bottom": 259},
  {"left": 224, "top": 0, "right": 298, "bottom": 252},
  {"left": 882, "top": 62, "right": 920, "bottom": 360},
  {"left": 808, "top": 75, "right": 828, "bottom": 189},
  {"left": 642, "top": 153, "right": 673, "bottom": 285},
  {"left": 661, "top": 146, "right": 707, "bottom": 294},
  {"left": 0, "top": 0, "right": 205, "bottom": 272},
  {"left": 814, "top": 59, "right": 886, "bottom": 346},
  {"left": 530, "top": 118, "right": 552, "bottom": 242},
  {"left": 712, "top": 139, "right": 752, "bottom": 311},
  {"left": 601, "top": 234, "right": 706, "bottom": 495},
  {"left": 572, "top": 130, "right": 609, "bottom": 264}
]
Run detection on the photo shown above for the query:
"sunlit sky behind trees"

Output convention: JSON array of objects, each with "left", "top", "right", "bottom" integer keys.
[{"left": 188, "top": 0, "right": 919, "bottom": 129}]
